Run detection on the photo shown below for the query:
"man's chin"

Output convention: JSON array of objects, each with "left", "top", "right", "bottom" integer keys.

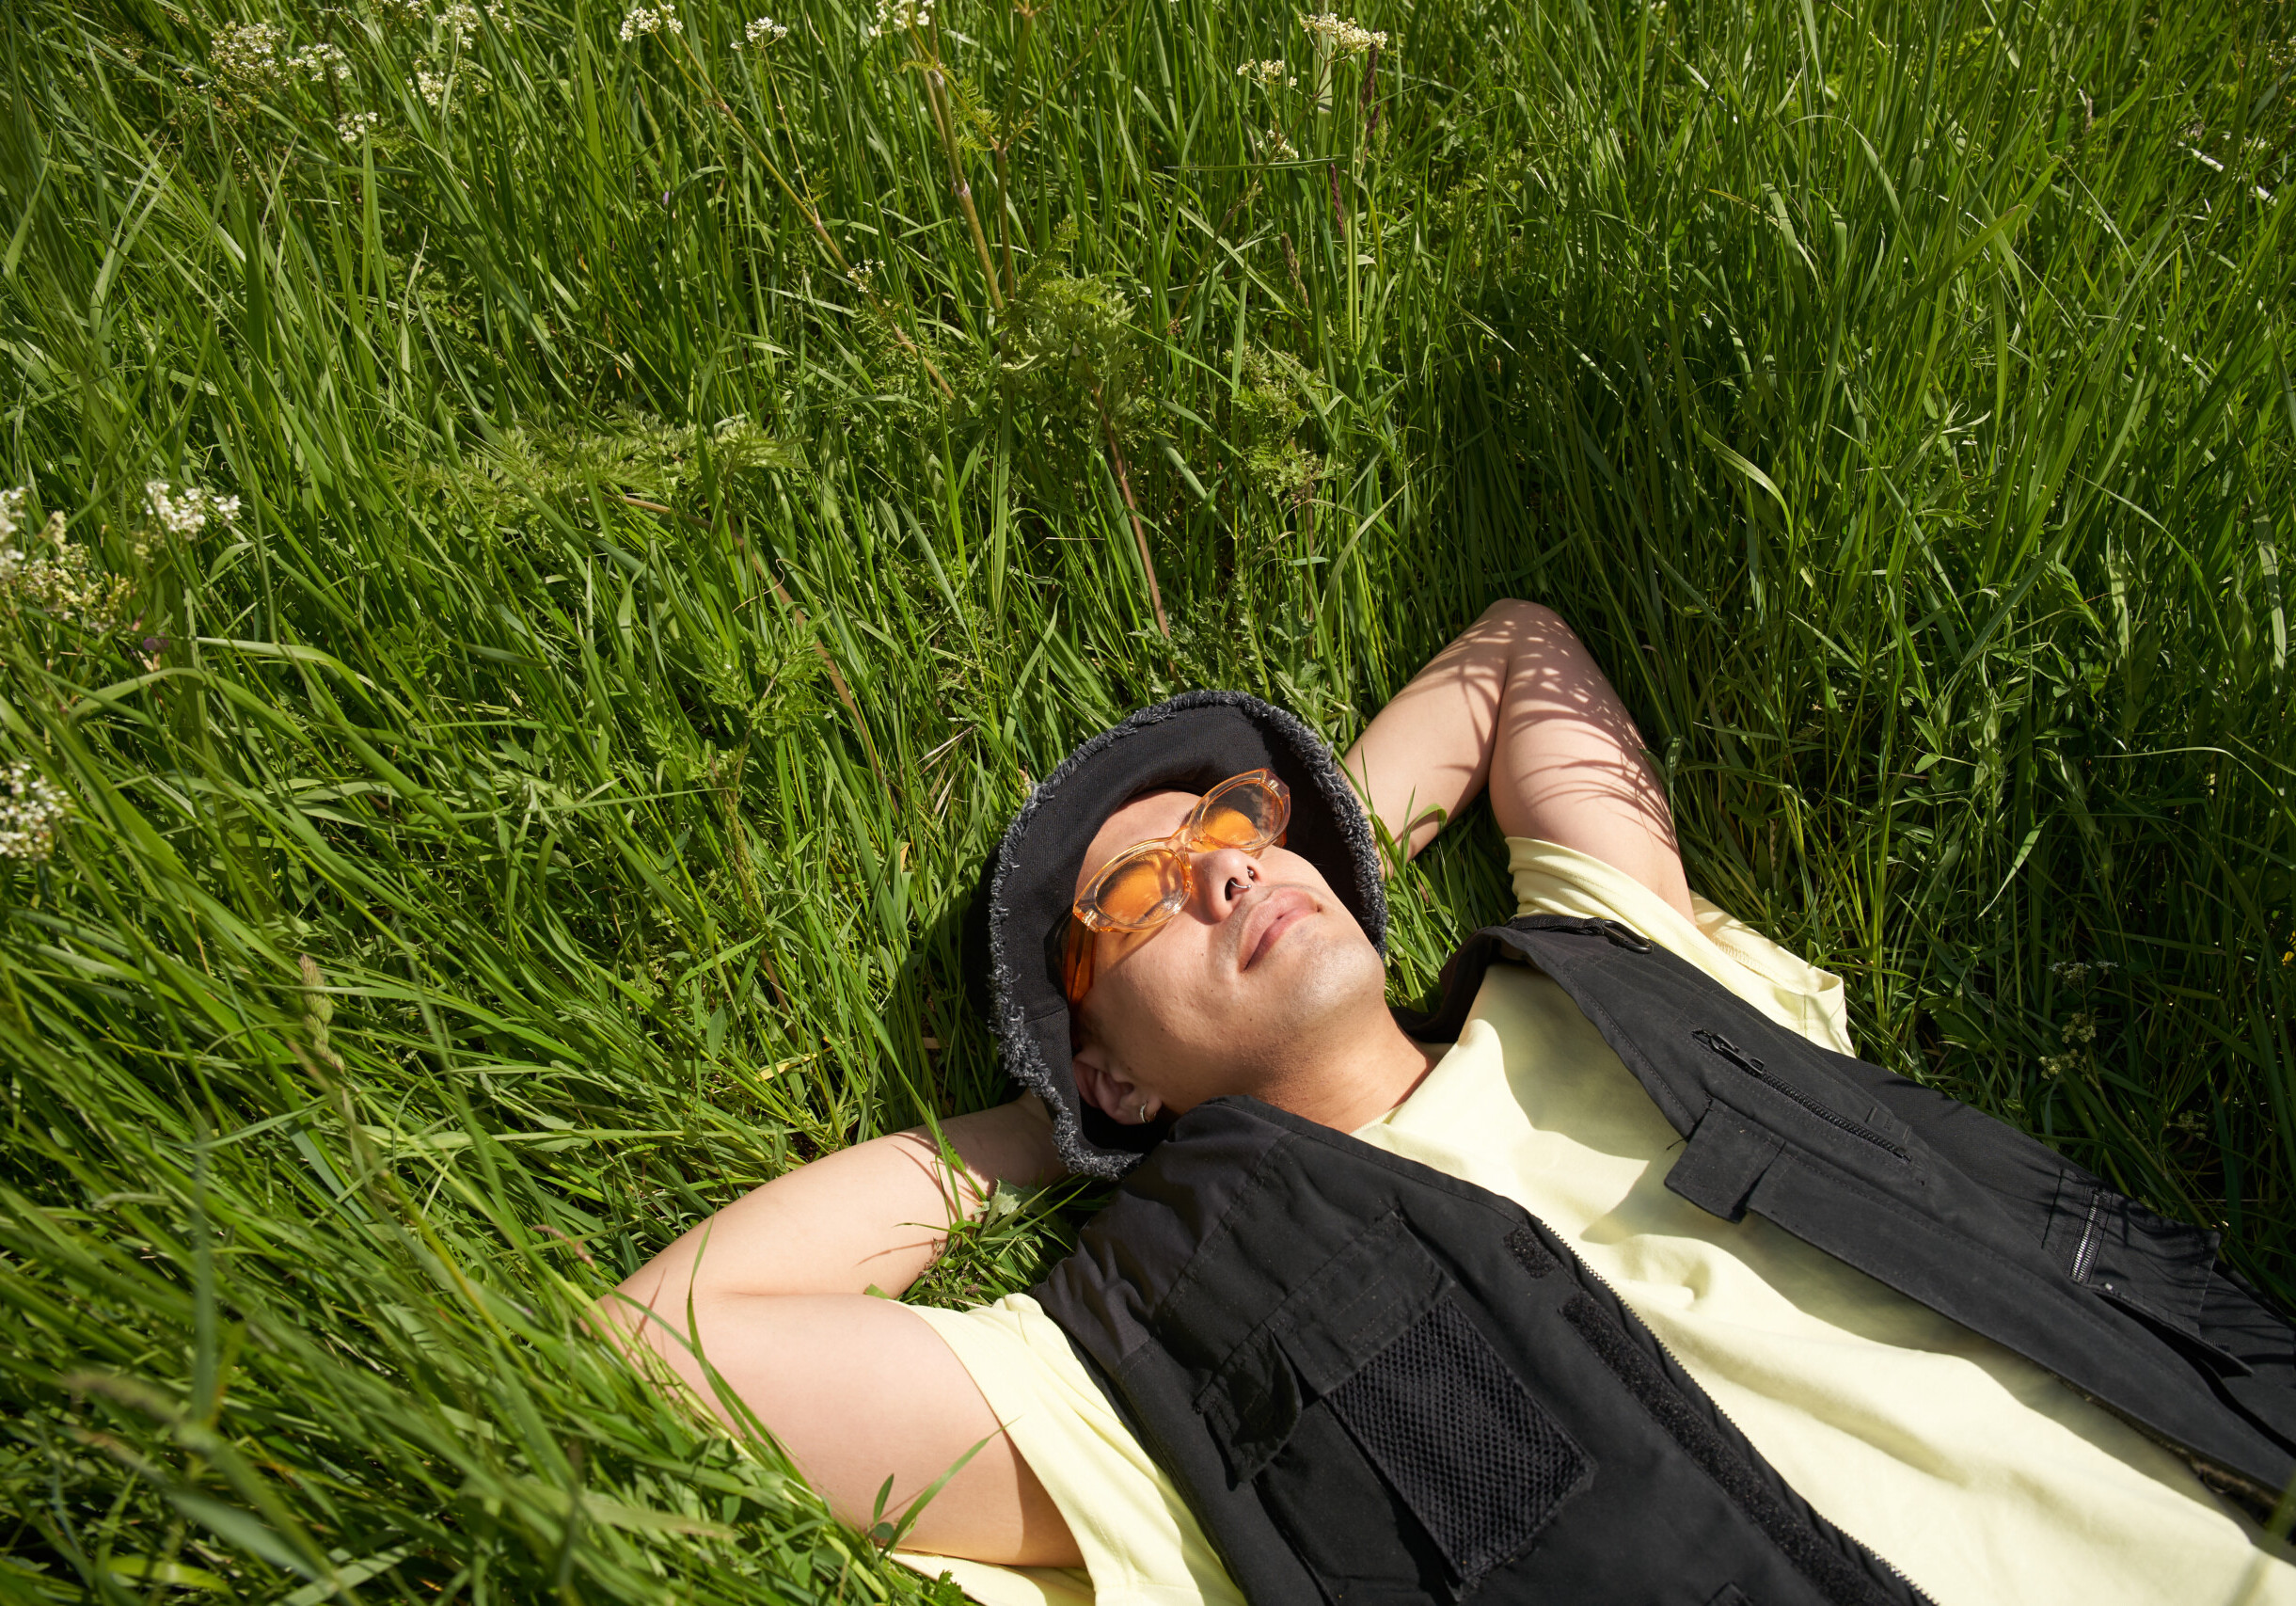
[{"left": 1221, "top": 929, "right": 1387, "bottom": 1049}]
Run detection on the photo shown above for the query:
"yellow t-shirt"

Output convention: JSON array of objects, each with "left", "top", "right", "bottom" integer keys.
[{"left": 898, "top": 840, "right": 2295, "bottom": 1606}]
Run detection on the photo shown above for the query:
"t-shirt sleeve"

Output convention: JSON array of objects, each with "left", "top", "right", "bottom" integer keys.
[
  {"left": 1505, "top": 836, "right": 1857, "bottom": 1055},
  {"left": 899, "top": 1294, "right": 1245, "bottom": 1606}
]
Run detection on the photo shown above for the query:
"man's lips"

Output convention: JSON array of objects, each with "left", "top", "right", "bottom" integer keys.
[{"left": 1238, "top": 886, "right": 1316, "bottom": 971}]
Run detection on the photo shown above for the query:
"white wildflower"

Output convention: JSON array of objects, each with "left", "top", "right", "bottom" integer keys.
[
  {"left": 416, "top": 63, "right": 489, "bottom": 106},
  {"left": 443, "top": 0, "right": 507, "bottom": 44},
  {"left": 865, "top": 0, "right": 932, "bottom": 40},
  {"left": 845, "top": 258, "right": 880, "bottom": 289},
  {"left": 290, "top": 41, "right": 353, "bottom": 83},
  {"left": 1236, "top": 59, "right": 1294, "bottom": 87},
  {"left": 744, "top": 14, "right": 791, "bottom": 45},
  {"left": 338, "top": 109, "right": 384, "bottom": 142},
  {"left": 1298, "top": 11, "right": 1387, "bottom": 53},
  {"left": 212, "top": 21, "right": 286, "bottom": 85},
  {"left": 147, "top": 481, "right": 204, "bottom": 537},
  {"left": 439, "top": 0, "right": 489, "bottom": 47},
  {"left": 618, "top": 1, "right": 684, "bottom": 40},
  {"left": 0, "top": 493, "right": 133, "bottom": 633},
  {"left": 0, "top": 763, "right": 70, "bottom": 865},
  {"left": 144, "top": 480, "right": 241, "bottom": 538},
  {"left": 1258, "top": 124, "right": 1299, "bottom": 162}
]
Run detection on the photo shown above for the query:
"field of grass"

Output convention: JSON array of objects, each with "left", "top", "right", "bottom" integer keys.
[{"left": 2, "top": 0, "right": 2292, "bottom": 1595}]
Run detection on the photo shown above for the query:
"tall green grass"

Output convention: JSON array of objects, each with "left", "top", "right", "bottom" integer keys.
[{"left": 2, "top": 0, "right": 2290, "bottom": 1596}]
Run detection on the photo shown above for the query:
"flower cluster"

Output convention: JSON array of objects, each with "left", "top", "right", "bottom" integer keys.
[
  {"left": 1257, "top": 125, "right": 1300, "bottom": 161},
  {"left": 381, "top": 0, "right": 499, "bottom": 33},
  {"left": 618, "top": 1, "right": 684, "bottom": 40},
  {"left": 0, "top": 763, "right": 70, "bottom": 865},
  {"left": 416, "top": 63, "right": 491, "bottom": 106},
  {"left": 440, "top": 0, "right": 496, "bottom": 47},
  {"left": 1299, "top": 12, "right": 1387, "bottom": 53},
  {"left": 291, "top": 41, "right": 352, "bottom": 83},
  {"left": 0, "top": 490, "right": 134, "bottom": 633},
  {"left": 744, "top": 14, "right": 791, "bottom": 45},
  {"left": 865, "top": 0, "right": 932, "bottom": 40},
  {"left": 2038, "top": 1007, "right": 2104, "bottom": 1083},
  {"left": 212, "top": 21, "right": 287, "bottom": 84},
  {"left": 145, "top": 480, "right": 240, "bottom": 537},
  {"left": 1236, "top": 58, "right": 1295, "bottom": 87},
  {"left": 339, "top": 109, "right": 384, "bottom": 143}
]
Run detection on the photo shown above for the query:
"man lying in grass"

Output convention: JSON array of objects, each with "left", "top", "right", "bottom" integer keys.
[{"left": 602, "top": 602, "right": 2296, "bottom": 1606}]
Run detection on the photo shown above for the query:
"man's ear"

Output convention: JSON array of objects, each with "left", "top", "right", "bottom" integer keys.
[{"left": 1072, "top": 1035, "right": 1152, "bottom": 1124}]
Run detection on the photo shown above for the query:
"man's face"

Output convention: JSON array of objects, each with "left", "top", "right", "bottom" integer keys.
[{"left": 1069, "top": 788, "right": 1387, "bottom": 1118}]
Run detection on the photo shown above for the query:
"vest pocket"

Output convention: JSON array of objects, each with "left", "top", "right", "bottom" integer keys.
[
  {"left": 1195, "top": 1211, "right": 1450, "bottom": 1484},
  {"left": 1195, "top": 1216, "right": 1591, "bottom": 1598},
  {"left": 1322, "top": 1296, "right": 1591, "bottom": 1586}
]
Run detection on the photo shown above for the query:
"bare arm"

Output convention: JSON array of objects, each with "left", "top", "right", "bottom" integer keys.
[
  {"left": 1342, "top": 598, "right": 1694, "bottom": 922},
  {"left": 595, "top": 1096, "right": 1084, "bottom": 1567}
]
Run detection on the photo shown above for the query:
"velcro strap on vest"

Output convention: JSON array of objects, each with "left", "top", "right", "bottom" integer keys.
[{"left": 1667, "top": 1102, "right": 1785, "bottom": 1222}]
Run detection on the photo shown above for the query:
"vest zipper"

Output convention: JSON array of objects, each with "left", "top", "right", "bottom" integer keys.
[
  {"left": 2068, "top": 1188, "right": 2105, "bottom": 1283},
  {"left": 1690, "top": 1029, "right": 1909, "bottom": 1161}
]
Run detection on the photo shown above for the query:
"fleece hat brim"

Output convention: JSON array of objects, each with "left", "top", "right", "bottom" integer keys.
[{"left": 968, "top": 691, "right": 1388, "bottom": 1178}]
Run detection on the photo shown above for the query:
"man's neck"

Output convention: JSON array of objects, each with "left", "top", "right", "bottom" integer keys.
[{"left": 1261, "top": 1010, "right": 1439, "bottom": 1135}]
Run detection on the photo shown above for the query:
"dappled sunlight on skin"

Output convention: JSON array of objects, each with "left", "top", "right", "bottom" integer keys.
[
  {"left": 1062, "top": 600, "right": 1701, "bottom": 1138},
  {"left": 1344, "top": 599, "right": 1694, "bottom": 925}
]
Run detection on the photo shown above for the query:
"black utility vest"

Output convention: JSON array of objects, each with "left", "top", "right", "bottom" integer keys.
[{"left": 1032, "top": 916, "right": 2296, "bottom": 1606}]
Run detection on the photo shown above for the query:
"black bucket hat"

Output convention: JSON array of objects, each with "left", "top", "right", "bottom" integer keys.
[{"left": 969, "top": 691, "right": 1388, "bottom": 1178}]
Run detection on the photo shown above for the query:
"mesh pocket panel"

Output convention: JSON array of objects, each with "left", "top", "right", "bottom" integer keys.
[{"left": 1325, "top": 1296, "right": 1589, "bottom": 1585}]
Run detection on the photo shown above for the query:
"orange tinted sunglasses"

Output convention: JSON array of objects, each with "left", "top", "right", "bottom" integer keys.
[{"left": 1061, "top": 770, "right": 1291, "bottom": 1009}]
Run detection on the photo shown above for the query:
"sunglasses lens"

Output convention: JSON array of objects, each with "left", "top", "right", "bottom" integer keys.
[
  {"left": 1197, "top": 776, "right": 1286, "bottom": 850},
  {"left": 1092, "top": 848, "right": 1188, "bottom": 928}
]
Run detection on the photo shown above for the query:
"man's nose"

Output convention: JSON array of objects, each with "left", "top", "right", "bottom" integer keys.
[{"left": 1192, "top": 846, "right": 1262, "bottom": 915}]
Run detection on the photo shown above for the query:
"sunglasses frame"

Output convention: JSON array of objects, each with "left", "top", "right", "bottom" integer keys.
[{"left": 1062, "top": 769, "right": 1291, "bottom": 1008}]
